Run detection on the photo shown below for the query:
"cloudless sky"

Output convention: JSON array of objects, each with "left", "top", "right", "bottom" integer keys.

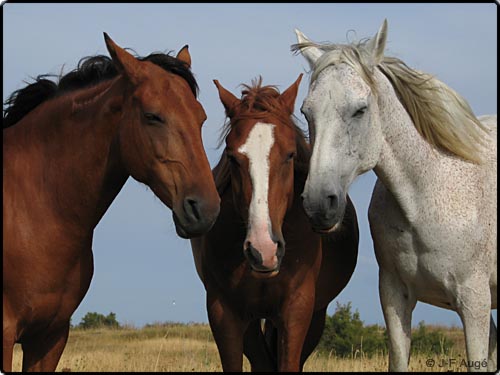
[{"left": 3, "top": 3, "right": 497, "bottom": 328}]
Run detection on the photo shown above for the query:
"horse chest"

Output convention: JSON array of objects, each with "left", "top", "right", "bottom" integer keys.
[
  {"left": 4, "top": 231, "right": 94, "bottom": 334},
  {"left": 370, "top": 181, "right": 487, "bottom": 302},
  {"left": 208, "top": 261, "right": 310, "bottom": 316},
  {"left": 380, "top": 212, "right": 496, "bottom": 308}
]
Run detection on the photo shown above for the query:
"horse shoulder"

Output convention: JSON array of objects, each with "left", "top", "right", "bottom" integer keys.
[{"left": 368, "top": 178, "right": 419, "bottom": 278}]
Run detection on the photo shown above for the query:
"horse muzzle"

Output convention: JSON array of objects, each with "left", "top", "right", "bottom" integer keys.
[
  {"left": 302, "top": 190, "right": 346, "bottom": 233},
  {"left": 243, "top": 234, "right": 285, "bottom": 278},
  {"left": 172, "top": 196, "right": 220, "bottom": 239}
]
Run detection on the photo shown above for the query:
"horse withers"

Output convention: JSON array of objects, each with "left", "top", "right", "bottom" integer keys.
[
  {"left": 294, "top": 20, "right": 497, "bottom": 372},
  {"left": 3, "top": 34, "right": 220, "bottom": 371},
  {"left": 190, "top": 76, "right": 359, "bottom": 371}
]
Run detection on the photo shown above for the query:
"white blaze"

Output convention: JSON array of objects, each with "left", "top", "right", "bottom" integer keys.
[{"left": 238, "top": 122, "right": 275, "bottom": 244}]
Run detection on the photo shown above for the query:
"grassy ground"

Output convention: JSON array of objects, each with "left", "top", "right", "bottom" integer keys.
[{"left": 11, "top": 323, "right": 467, "bottom": 372}]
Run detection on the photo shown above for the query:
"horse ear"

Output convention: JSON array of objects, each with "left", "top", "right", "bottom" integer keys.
[
  {"left": 280, "top": 73, "right": 303, "bottom": 114},
  {"left": 176, "top": 45, "right": 191, "bottom": 68},
  {"left": 213, "top": 80, "right": 240, "bottom": 117},
  {"left": 366, "top": 19, "right": 388, "bottom": 66},
  {"left": 103, "top": 32, "right": 140, "bottom": 84},
  {"left": 294, "top": 29, "right": 323, "bottom": 68}
]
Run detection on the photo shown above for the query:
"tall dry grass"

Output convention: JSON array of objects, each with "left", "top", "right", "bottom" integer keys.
[{"left": 11, "top": 323, "right": 467, "bottom": 372}]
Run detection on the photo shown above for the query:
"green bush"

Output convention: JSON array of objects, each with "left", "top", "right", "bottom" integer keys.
[
  {"left": 78, "top": 311, "right": 120, "bottom": 329},
  {"left": 411, "top": 321, "right": 454, "bottom": 355},
  {"left": 317, "top": 302, "right": 454, "bottom": 358},
  {"left": 318, "top": 301, "right": 387, "bottom": 357}
]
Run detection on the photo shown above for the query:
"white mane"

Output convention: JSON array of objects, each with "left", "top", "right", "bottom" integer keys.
[{"left": 292, "top": 40, "right": 492, "bottom": 164}]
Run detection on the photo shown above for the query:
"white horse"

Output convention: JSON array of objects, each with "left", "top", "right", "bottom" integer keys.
[{"left": 293, "top": 20, "right": 497, "bottom": 372}]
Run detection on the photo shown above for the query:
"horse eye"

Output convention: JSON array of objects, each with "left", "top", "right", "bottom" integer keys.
[
  {"left": 143, "top": 112, "right": 164, "bottom": 125},
  {"left": 352, "top": 106, "right": 367, "bottom": 118},
  {"left": 286, "top": 152, "right": 296, "bottom": 162}
]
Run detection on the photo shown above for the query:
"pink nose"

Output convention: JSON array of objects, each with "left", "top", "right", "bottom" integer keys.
[{"left": 244, "top": 228, "right": 279, "bottom": 271}]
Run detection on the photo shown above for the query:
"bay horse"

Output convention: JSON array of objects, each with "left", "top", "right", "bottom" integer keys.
[
  {"left": 3, "top": 34, "right": 220, "bottom": 372},
  {"left": 190, "top": 76, "right": 359, "bottom": 371},
  {"left": 293, "top": 20, "right": 497, "bottom": 371}
]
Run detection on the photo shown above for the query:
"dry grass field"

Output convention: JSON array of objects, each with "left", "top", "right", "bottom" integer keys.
[{"left": 11, "top": 323, "right": 468, "bottom": 372}]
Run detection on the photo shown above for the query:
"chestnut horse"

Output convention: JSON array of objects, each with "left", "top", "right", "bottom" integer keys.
[
  {"left": 3, "top": 34, "right": 220, "bottom": 372},
  {"left": 190, "top": 76, "right": 359, "bottom": 371}
]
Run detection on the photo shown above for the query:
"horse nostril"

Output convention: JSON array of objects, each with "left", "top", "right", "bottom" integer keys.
[
  {"left": 276, "top": 240, "right": 285, "bottom": 259},
  {"left": 244, "top": 242, "right": 263, "bottom": 266},
  {"left": 184, "top": 198, "right": 201, "bottom": 222},
  {"left": 327, "top": 194, "right": 338, "bottom": 210}
]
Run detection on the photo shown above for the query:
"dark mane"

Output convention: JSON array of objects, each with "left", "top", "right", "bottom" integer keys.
[
  {"left": 3, "top": 51, "right": 199, "bottom": 128},
  {"left": 214, "top": 77, "right": 310, "bottom": 195}
]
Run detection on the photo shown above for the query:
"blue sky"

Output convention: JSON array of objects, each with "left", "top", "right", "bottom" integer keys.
[{"left": 3, "top": 3, "right": 497, "bottom": 328}]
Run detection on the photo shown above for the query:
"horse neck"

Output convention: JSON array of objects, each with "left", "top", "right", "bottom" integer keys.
[
  {"left": 372, "top": 69, "right": 442, "bottom": 220},
  {"left": 6, "top": 77, "right": 130, "bottom": 234}
]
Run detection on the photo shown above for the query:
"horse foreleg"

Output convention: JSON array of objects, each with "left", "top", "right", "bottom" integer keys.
[
  {"left": 21, "top": 322, "right": 69, "bottom": 371},
  {"left": 207, "top": 295, "right": 246, "bottom": 372},
  {"left": 488, "top": 314, "right": 497, "bottom": 371},
  {"left": 2, "top": 343, "right": 13, "bottom": 373},
  {"left": 3, "top": 319, "right": 16, "bottom": 372},
  {"left": 243, "top": 319, "right": 277, "bottom": 371},
  {"left": 300, "top": 307, "right": 327, "bottom": 370},
  {"left": 3, "top": 299, "right": 18, "bottom": 372},
  {"left": 379, "top": 268, "right": 416, "bottom": 372},
  {"left": 263, "top": 319, "right": 278, "bottom": 364},
  {"left": 277, "top": 288, "right": 315, "bottom": 372},
  {"left": 2, "top": 337, "right": 14, "bottom": 372},
  {"left": 456, "top": 283, "right": 491, "bottom": 372}
]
